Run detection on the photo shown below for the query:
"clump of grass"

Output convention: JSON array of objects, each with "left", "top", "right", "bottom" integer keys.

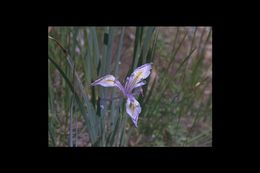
[{"left": 133, "top": 27, "right": 212, "bottom": 146}]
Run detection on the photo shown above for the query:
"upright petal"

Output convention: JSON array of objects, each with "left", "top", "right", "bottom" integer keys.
[
  {"left": 91, "top": 75, "right": 117, "bottom": 87},
  {"left": 124, "top": 77, "right": 130, "bottom": 88},
  {"left": 126, "top": 63, "right": 152, "bottom": 92},
  {"left": 126, "top": 97, "right": 141, "bottom": 127},
  {"left": 132, "top": 87, "right": 143, "bottom": 97},
  {"left": 132, "top": 81, "right": 146, "bottom": 89}
]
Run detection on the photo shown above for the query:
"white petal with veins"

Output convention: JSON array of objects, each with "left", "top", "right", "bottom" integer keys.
[
  {"left": 91, "top": 75, "right": 117, "bottom": 87},
  {"left": 126, "top": 97, "right": 141, "bottom": 127}
]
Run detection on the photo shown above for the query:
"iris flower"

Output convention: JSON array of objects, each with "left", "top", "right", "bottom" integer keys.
[{"left": 91, "top": 63, "right": 153, "bottom": 127}]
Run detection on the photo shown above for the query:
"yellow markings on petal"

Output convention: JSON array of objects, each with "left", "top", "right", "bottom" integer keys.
[
  {"left": 105, "top": 79, "right": 115, "bottom": 83},
  {"left": 131, "top": 71, "right": 143, "bottom": 86},
  {"left": 135, "top": 71, "right": 143, "bottom": 81},
  {"left": 100, "top": 79, "right": 116, "bottom": 86},
  {"left": 130, "top": 102, "right": 136, "bottom": 112}
]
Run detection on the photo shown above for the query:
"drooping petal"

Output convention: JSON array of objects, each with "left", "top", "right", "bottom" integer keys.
[
  {"left": 91, "top": 75, "right": 117, "bottom": 87},
  {"left": 91, "top": 75, "right": 127, "bottom": 96},
  {"left": 126, "top": 63, "right": 152, "bottom": 92},
  {"left": 126, "top": 97, "right": 141, "bottom": 127}
]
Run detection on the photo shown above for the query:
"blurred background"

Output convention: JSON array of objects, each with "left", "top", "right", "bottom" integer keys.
[{"left": 48, "top": 27, "right": 212, "bottom": 147}]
